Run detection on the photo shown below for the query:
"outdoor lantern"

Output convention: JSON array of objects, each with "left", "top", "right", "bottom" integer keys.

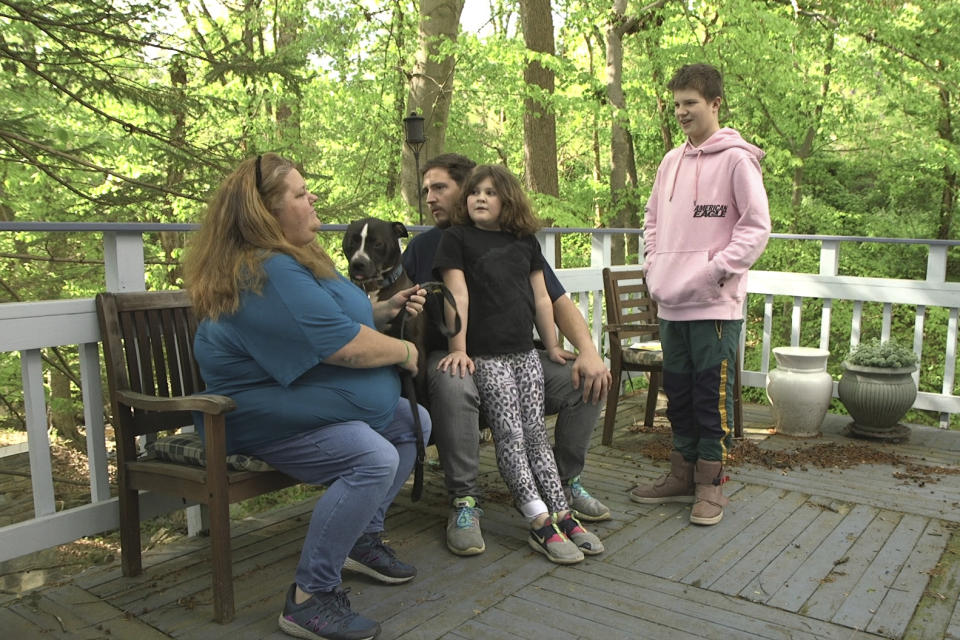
[{"left": 403, "top": 112, "right": 426, "bottom": 146}]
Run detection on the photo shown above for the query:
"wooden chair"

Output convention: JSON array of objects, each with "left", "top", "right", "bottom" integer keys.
[
  {"left": 601, "top": 267, "right": 743, "bottom": 446},
  {"left": 96, "top": 290, "right": 298, "bottom": 623}
]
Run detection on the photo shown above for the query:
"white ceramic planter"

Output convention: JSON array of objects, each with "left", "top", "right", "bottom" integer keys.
[{"left": 766, "top": 347, "right": 833, "bottom": 437}]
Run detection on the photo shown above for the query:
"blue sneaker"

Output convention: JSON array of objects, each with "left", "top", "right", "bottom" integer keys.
[
  {"left": 278, "top": 583, "right": 380, "bottom": 640},
  {"left": 343, "top": 532, "right": 416, "bottom": 584},
  {"left": 446, "top": 496, "right": 485, "bottom": 556}
]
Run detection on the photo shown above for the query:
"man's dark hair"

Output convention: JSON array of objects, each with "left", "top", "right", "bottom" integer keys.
[
  {"left": 667, "top": 63, "right": 723, "bottom": 102},
  {"left": 421, "top": 153, "right": 476, "bottom": 187}
]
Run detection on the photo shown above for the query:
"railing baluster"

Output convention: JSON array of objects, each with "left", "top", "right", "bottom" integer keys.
[
  {"left": 882, "top": 303, "right": 893, "bottom": 341},
  {"left": 80, "top": 342, "right": 110, "bottom": 502},
  {"left": 944, "top": 308, "right": 958, "bottom": 429},
  {"left": 21, "top": 348, "right": 56, "bottom": 517},
  {"left": 791, "top": 296, "right": 802, "bottom": 346},
  {"left": 820, "top": 299, "right": 832, "bottom": 350},
  {"left": 762, "top": 294, "right": 774, "bottom": 374},
  {"left": 851, "top": 301, "right": 863, "bottom": 347}
]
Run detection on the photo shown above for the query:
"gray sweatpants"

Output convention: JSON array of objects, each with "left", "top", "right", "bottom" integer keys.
[{"left": 426, "top": 348, "right": 601, "bottom": 503}]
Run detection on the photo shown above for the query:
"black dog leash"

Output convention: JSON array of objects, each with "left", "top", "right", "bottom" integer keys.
[{"left": 400, "top": 281, "right": 461, "bottom": 502}]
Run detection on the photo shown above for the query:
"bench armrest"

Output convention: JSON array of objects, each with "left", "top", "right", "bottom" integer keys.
[{"left": 116, "top": 389, "right": 236, "bottom": 414}]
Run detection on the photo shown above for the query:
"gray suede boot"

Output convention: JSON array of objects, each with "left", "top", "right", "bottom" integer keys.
[
  {"left": 629, "top": 451, "right": 695, "bottom": 504},
  {"left": 690, "top": 459, "right": 729, "bottom": 525}
]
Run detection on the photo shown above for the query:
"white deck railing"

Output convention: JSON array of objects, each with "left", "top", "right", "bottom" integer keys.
[{"left": 1, "top": 222, "right": 958, "bottom": 564}]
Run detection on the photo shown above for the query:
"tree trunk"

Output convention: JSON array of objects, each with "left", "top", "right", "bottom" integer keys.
[
  {"left": 160, "top": 60, "right": 187, "bottom": 287},
  {"left": 403, "top": 0, "right": 465, "bottom": 221},
  {"left": 937, "top": 80, "right": 955, "bottom": 240},
  {"left": 50, "top": 367, "right": 82, "bottom": 449},
  {"left": 606, "top": 1, "right": 640, "bottom": 265},
  {"left": 275, "top": 0, "right": 303, "bottom": 145},
  {"left": 519, "top": 0, "right": 559, "bottom": 203},
  {"left": 586, "top": 30, "right": 604, "bottom": 227}
]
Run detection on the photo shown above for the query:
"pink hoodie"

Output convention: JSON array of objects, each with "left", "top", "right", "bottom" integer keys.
[{"left": 643, "top": 127, "right": 771, "bottom": 321}]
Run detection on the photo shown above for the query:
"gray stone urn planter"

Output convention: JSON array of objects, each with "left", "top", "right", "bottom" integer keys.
[{"left": 837, "top": 361, "right": 917, "bottom": 441}]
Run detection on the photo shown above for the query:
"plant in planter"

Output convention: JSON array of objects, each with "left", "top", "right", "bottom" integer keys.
[{"left": 837, "top": 339, "right": 919, "bottom": 441}]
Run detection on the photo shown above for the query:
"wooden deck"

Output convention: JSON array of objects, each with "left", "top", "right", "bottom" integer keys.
[{"left": 3, "top": 394, "right": 960, "bottom": 639}]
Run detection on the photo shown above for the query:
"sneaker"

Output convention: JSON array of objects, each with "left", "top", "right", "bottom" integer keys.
[
  {"left": 343, "top": 532, "right": 416, "bottom": 584},
  {"left": 528, "top": 520, "right": 584, "bottom": 564},
  {"left": 446, "top": 496, "right": 486, "bottom": 556},
  {"left": 555, "top": 512, "right": 604, "bottom": 555},
  {"left": 278, "top": 583, "right": 380, "bottom": 640},
  {"left": 565, "top": 476, "right": 611, "bottom": 521}
]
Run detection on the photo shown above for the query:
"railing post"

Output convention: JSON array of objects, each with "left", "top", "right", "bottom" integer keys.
[
  {"left": 103, "top": 231, "right": 146, "bottom": 292},
  {"left": 819, "top": 240, "right": 839, "bottom": 350},
  {"left": 927, "top": 244, "right": 948, "bottom": 284},
  {"left": 591, "top": 232, "right": 611, "bottom": 268}
]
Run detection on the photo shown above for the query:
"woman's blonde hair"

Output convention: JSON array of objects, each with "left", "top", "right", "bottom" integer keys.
[
  {"left": 452, "top": 164, "right": 542, "bottom": 236},
  {"left": 184, "top": 153, "right": 336, "bottom": 319}
]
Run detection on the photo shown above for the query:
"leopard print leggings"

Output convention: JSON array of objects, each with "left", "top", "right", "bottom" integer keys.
[{"left": 474, "top": 349, "right": 568, "bottom": 515}]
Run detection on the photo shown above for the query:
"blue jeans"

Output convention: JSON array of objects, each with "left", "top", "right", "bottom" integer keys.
[{"left": 248, "top": 401, "right": 431, "bottom": 593}]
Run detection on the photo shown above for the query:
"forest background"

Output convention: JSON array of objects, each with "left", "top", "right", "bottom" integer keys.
[{"left": 1, "top": 0, "right": 959, "bottom": 437}]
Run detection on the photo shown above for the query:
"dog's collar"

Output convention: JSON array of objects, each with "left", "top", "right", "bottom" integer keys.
[{"left": 380, "top": 263, "right": 405, "bottom": 289}]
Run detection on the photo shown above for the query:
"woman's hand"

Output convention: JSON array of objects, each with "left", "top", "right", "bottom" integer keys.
[
  {"left": 393, "top": 283, "right": 427, "bottom": 317},
  {"left": 437, "top": 350, "right": 474, "bottom": 377},
  {"left": 373, "top": 283, "right": 427, "bottom": 328}
]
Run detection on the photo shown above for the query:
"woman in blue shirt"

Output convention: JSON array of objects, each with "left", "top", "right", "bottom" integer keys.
[{"left": 185, "top": 153, "right": 430, "bottom": 640}]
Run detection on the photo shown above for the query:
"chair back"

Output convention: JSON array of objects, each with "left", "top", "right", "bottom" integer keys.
[
  {"left": 602, "top": 267, "right": 659, "bottom": 346},
  {"left": 96, "top": 290, "right": 202, "bottom": 440}
]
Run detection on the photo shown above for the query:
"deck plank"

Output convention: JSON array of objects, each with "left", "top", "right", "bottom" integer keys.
[
  {"left": 765, "top": 502, "right": 880, "bottom": 612},
  {"left": 867, "top": 518, "right": 951, "bottom": 638},
  {"left": 799, "top": 509, "right": 901, "bottom": 622},
  {"left": 681, "top": 489, "right": 810, "bottom": 588},
  {"left": 737, "top": 498, "right": 851, "bottom": 603},
  {"left": 830, "top": 513, "right": 928, "bottom": 632},
  {"left": 573, "top": 561, "right": 885, "bottom": 639},
  {"left": 633, "top": 484, "right": 785, "bottom": 580},
  {"left": 505, "top": 582, "right": 701, "bottom": 640},
  {"left": 5, "top": 397, "right": 960, "bottom": 639}
]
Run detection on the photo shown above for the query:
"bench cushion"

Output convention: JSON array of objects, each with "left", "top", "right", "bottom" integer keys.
[
  {"left": 624, "top": 342, "right": 663, "bottom": 366},
  {"left": 145, "top": 433, "right": 273, "bottom": 472}
]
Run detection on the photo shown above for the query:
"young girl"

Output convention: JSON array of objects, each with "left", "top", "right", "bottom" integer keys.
[{"left": 433, "top": 164, "right": 604, "bottom": 564}]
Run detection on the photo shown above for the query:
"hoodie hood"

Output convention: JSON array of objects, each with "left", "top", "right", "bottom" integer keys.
[{"left": 669, "top": 128, "right": 765, "bottom": 202}]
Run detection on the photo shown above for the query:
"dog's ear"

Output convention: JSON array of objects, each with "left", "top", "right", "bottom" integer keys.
[
  {"left": 342, "top": 221, "right": 358, "bottom": 254},
  {"left": 392, "top": 222, "right": 409, "bottom": 239}
]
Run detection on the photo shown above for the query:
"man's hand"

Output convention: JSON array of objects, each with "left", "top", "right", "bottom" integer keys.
[{"left": 570, "top": 349, "right": 611, "bottom": 404}]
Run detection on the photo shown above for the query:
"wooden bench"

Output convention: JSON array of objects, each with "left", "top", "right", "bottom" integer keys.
[
  {"left": 601, "top": 267, "right": 743, "bottom": 446},
  {"left": 96, "top": 290, "right": 298, "bottom": 623}
]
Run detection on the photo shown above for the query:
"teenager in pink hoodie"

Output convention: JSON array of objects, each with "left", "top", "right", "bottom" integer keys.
[{"left": 629, "top": 63, "right": 771, "bottom": 525}]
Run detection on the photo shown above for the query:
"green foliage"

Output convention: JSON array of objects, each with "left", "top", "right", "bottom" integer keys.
[
  {"left": 846, "top": 339, "right": 919, "bottom": 369},
  {"left": 3, "top": 0, "right": 960, "bottom": 432}
]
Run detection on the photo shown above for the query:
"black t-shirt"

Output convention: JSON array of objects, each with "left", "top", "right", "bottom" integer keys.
[{"left": 433, "top": 225, "right": 546, "bottom": 357}]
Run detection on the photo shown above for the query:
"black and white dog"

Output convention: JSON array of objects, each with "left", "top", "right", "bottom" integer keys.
[{"left": 342, "top": 217, "right": 428, "bottom": 399}]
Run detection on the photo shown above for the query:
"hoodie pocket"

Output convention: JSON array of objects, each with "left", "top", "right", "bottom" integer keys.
[{"left": 646, "top": 250, "right": 723, "bottom": 307}]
